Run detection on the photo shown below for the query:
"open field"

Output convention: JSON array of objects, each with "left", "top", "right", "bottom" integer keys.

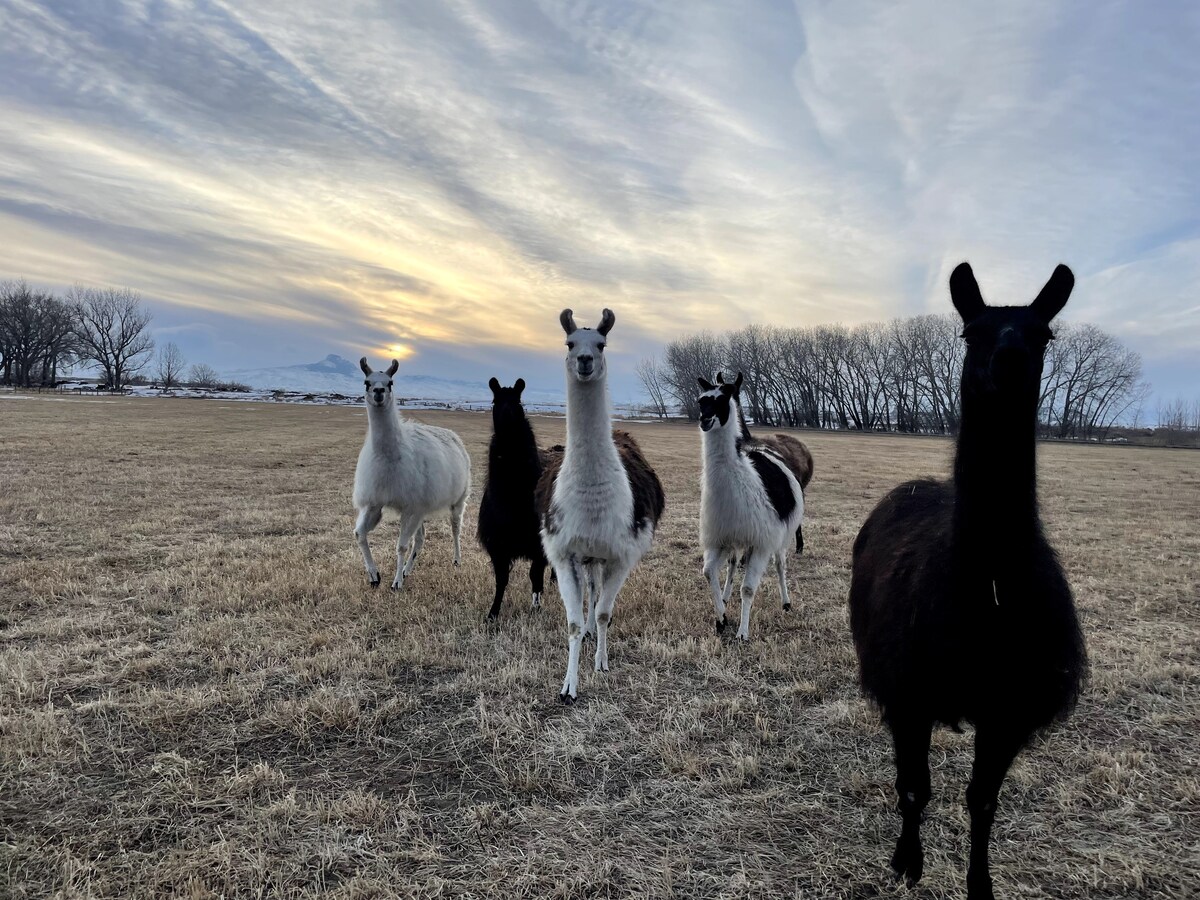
[{"left": 1, "top": 395, "right": 1197, "bottom": 899}]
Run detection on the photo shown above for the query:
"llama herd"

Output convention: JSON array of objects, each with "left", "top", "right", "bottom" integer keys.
[{"left": 351, "top": 264, "right": 1087, "bottom": 900}]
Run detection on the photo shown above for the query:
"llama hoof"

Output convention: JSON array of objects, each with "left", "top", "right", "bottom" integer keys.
[
  {"left": 737, "top": 632, "right": 750, "bottom": 643},
  {"left": 966, "top": 868, "right": 994, "bottom": 900},
  {"left": 454, "top": 559, "right": 461, "bottom": 568},
  {"left": 559, "top": 689, "right": 576, "bottom": 705},
  {"left": 782, "top": 601, "right": 791, "bottom": 611},
  {"left": 531, "top": 592, "right": 541, "bottom": 609},
  {"left": 715, "top": 616, "right": 727, "bottom": 634},
  {"left": 368, "top": 574, "right": 381, "bottom": 588},
  {"left": 890, "top": 841, "right": 924, "bottom": 888}
]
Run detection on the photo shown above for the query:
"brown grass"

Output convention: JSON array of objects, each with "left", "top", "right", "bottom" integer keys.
[{"left": 1, "top": 395, "right": 1197, "bottom": 898}]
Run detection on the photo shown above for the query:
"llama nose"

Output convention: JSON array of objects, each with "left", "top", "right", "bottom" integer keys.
[{"left": 578, "top": 354, "right": 594, "bottom": 366}]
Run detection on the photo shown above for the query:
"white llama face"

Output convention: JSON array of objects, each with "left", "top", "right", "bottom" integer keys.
[
  {"left": 359, "top": 357, "right": 399, "bottom": 408},
  {"left": 559, "top": 308, "right": 615, "bottom": 384},
  {"left": 696, "top": 382, "right": 735, "bottom": 433}
]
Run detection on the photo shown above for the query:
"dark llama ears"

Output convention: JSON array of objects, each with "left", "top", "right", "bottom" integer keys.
[
  {"left": 514, "top": 377, "right": 526, "bottom": 394},
  {"left": 597, "top": 308, "right": 615, "bottom": 335},
  {"left": 733, "top": 371, "right": 744, "bottom": 394},
  {"left": 950, "top": 262, "right": 986, "bottom": 324},
  {"left": 560, "top": 309, "right": 577, "bottom": 335},
  {"left": 488, "top": 377, "right": 501, "bottom": 395},
  {"left": 1030, "top": 264, "right": 1074, "bottom": 323},
  {"left": 385, "top": 360, "right": 399, "bottom": 377},
  {"left": 359, "top": 357, "right": 372, "bottom": 376},
  {"left": 698, "top": 376, "right": 716, "bottom": 391}
]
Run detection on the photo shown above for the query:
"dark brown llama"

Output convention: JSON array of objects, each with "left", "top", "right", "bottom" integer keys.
[
  {"left": 848, "top": 263, "right": 1087, "bottom": 899},
  {"left": 477, "top": 378, "right": 562, "bottom": 620}
]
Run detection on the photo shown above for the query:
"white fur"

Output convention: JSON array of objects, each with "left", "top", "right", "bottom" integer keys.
[
  {"left": 542, "top": 310, "right": 656, "bottom": 701},
  {"left": 353, "top": 359, "right": 471, "bottom": 590},
  {"left": 698, "top": 387, "right": 804, "bottom": 640}
]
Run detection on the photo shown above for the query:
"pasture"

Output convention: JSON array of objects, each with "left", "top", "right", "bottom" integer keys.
[{"left": 1, "top": 395, "right": 1196, "bottom": 898}]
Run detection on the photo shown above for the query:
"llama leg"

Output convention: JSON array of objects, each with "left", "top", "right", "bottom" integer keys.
[
  {"left": 402, "top": 521, "right": 426, "bottom": 578},
  {"left": 391, "top": 517, "right": 423, "bottom": 590},
  {"left": 736, "top": 548, "right": 769, "bottom": 641},
  {"left": 584, "top": 560, "right": 603, "bottom": 638},
  {"left": 593, "top": 558, "right": 633, "bottom": 673},
  {"left": 889, "top": 717, "right": 933, "bottom": 887},
  {"left": 450, "top": 496, "right": 466, "bottom": 566},
  {"left": 795, "top": 523, "right": 804, "bottom": 556},
  {"left": 776, "top": 551, "right": 791, "bottom": 611},
  {"left": 354, "top": 506, "right": 384, "bottom": 586},
  {"left": 703, "top": 548, "right": 732, "bottom": 632},
  {"left": 530, "top": 557, "right": 547, "bottom": 609},
  {"left": 486, "top": 553, "right": 511, "bottom": 620},
  {"left": 722, "top": 554, "right": 737, "bottom": 606},
  {"left": 965, "top": 725, "right": 1025, "bottom": 900},
  {"left": 556, "top": 555, "right": 587, "bottom": 702}
]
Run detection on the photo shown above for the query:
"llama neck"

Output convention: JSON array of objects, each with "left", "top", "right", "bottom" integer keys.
[
  {"left": 367, "top": 402, "right": 405, "bottom": 450},
  {"left": 953, "top": 386, "right": 1041, "bottom": 558},
  {"left": 564, "top": 376, "right": 620, "bottom": 468},
  {"left": 702, "top": 418, "right": 741, "bottom": 470}
]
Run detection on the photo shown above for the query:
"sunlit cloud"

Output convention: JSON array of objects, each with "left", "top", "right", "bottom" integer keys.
[{"left": 0, "top": 0, "right": 1196, "bottom": 399}]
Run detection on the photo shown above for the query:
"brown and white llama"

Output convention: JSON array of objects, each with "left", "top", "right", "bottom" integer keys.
[{"left": 535, "top": 309, "right": 665, "bottom": 702}]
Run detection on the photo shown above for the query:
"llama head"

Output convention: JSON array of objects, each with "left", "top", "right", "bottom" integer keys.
[
  {"left": 696, "top": 376, "right": 738, "bottom": 433},
  {"left": 716, "top": 371, "right": 744, "bottom": 399},
  {"left": 488, "top": 377, "right": 527, "bottom": 430},
  {"left": 559, "top": 308, "right": 614, "bottom": 383},
  {"left": 950, "top": 263, "right": 1073, "bottom": 397},
  {"left": 359, "top": 356, "right": 400, "bottom": 408}
]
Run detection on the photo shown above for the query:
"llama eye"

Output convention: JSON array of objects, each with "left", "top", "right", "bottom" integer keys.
[
  {"left": 365, "top": 381, "right": 370, "bottom": 387},
  {"left": 387, "top": 381, "right": 393, "bottom": 388},
  {"left": 597, "top": 343, "right": 606, "bottom": 352},
  {"left": 566, "top": 342, "right": 575, "bottom": 350}
]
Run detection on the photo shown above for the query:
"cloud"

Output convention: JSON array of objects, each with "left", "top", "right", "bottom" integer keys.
[{"left": 0, "top": 0, "right": 1196, "bottom": 397}]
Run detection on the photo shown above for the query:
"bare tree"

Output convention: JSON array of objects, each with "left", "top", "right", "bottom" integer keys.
[
  {"left": 0, "top": 280, "right": 79, "bottom": 386},
  {"left": 69, "top": 286, "right": 154, "bottom": 389},
  {"left": 188, "top": 363, "right": 220, "bottom": 388},
  {"left": 635, "top": 357, "right": 670, "bottom": 419},
  {"left": 155, "top": 341, "right": 187, "bottom": 390}
]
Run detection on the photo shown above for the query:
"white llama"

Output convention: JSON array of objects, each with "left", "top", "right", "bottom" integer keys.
[
  {"left": 353, "top": 358, "right": 471, "bottom": 590},
  {"left": 535, "top": 309, "right": 665, "bottom": 702},
  {"left": 697, "top": 374, "right": 804, "bottom": 640}
]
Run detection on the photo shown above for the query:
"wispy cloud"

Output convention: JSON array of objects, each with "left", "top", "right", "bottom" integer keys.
[{"left": 0, "top": 0, "right": 1196, "bottom": 397}]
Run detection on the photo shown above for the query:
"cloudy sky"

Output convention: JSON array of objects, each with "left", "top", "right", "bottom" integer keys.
[{"left": 1, "top": 1, "right": 1197, "bottom": 401}]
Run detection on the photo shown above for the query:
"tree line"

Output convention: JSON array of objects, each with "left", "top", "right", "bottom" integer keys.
[
  {"left": 0, "top": 280, "right": 229, "bottom": 391},
  {"left": 638, "top": 315, "right": 1151, "bottom": 440}
]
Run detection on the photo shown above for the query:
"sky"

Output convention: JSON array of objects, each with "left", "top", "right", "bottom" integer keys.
[{"left": 0, "top": 0, "right": 1197, "bottom": 404}]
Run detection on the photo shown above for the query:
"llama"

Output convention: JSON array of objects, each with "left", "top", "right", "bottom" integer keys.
[
  {"left": 477, "top": 377, "right": 563, "bottom": 620},
  {"left": 535, "top": 308, "right": 665, "bottom": 702},
  {"left": 848, "top": 264, "right": 1087, "bottom": 899},
  {"left": 697, "top": 373, "right": 805, "bottom": 640},
  {"left": 353, "top": 357, "right": 471, "bottom": 590},
  {"left": 716, "top": 371, "right": 814, "bottom": 554}
]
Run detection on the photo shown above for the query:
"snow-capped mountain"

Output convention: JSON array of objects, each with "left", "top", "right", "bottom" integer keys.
[{"left": 226, "top": 354, "right": 566, "bottom": 407}]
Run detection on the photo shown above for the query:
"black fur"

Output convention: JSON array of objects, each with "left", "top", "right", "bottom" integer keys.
[
  {"left": 746, "top": 449, "right": 796, "bottom": 521},
  {"left": 477, "top": 378, "right": 557, "bottom": 620},
  {"left": 848, "top": 263, "right": 1086, "bottom": 898}
]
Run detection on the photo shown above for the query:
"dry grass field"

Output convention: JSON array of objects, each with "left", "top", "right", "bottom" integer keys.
[{"left": 1, "top": 394, "right": 1197, "bottom": 899}]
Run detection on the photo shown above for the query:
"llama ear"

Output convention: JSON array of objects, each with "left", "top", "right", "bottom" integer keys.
[
  {"left": 488, "top": 377, "right": 501, "bottom": 395},
  {"left": 385, "top": 359, "right": 399, "bottom": 377},
  {"left": 716, "top": 372, "right": 726, "bottom": 384},
  {"left": 597, "top": 308, "right": 615, "bottom": 335},
  {"left": 697, "top": 377, "right": 715, "bottom": 391},
  {"left": 359, "top": 357, "right": 372, "bottom": 376},
  {"left": 514, "top": 378, "right": 525, "bottom": 395},
  {"left": 560, "top": 309, "right": 577, "bottom": 335},
  {"left": 1030, "top": 264, "right": 1074, "bottom": 323},
  {"left": 949, "top": 262, "right": 986, "bottom": 324},
  {"left": 733, "top": 372, "right": 743, "bottom": 394}
]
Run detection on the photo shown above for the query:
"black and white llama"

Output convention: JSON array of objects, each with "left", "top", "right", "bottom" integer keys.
[
  {"left": 535, "top": 309, "right": 665, "bottom": 702},
  {"left": 848, "top": 264, "right": 1087, "bottom": 899},
  {"left": 477, "top": 377, "right": 562, "bottom": 620},
  {"left": 697, "top": 373, "right": 806, "bottom": 640},
  {"left": 353, "top": 358, "right": 471, "bottom": 590}
]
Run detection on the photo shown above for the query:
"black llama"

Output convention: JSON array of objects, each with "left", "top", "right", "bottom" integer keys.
[
  {"left": 478, "top": 378, "right": 561, "bottom": 619},
  {"left": 849, "top": 263, "right": 1087, "bottom": 899}
]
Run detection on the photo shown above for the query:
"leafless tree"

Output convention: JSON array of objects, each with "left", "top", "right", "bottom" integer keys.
[
  {"left": 0, "top": 280, "right": 79, "bottom": 386},
  {"left": 188, "top": 363, "right": 220, "bottom": 388},
  {"left": 155, "top": 342, "right": 187, "bottom": 390},
  {"left": 69, "top": 286, "right": 154, "bottom": 389},
  {"left": 635, "top": 357, "right": 670, "bottom": 418}
]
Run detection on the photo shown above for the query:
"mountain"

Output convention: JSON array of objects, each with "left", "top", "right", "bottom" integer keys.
[{"left": 226, "top": 354, "right": 566, "bottom": 407}]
